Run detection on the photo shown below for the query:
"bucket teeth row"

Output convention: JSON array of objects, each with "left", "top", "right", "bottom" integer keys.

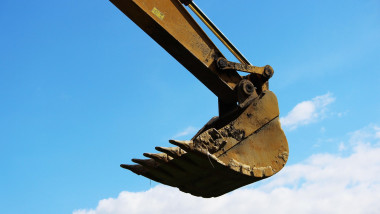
[
  {"left": 122, "top": 140, "right": 214, "bottom": 185},
  {"left": 122, "top": 139, "right": 244, "bottom": 195}
]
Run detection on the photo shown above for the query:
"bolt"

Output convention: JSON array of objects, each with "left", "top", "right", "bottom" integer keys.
[
  {"left": 263, "top": 65, "right": 274, "bottom": 79},
  {"left": 242, "top": 80, "right": 255, "bottom": 95},
  {"left": 245, "top": 84, "right": 254, "bottom": 93},
  {"left": 217, "top": 58, "right": 228, "bottom": 68}
]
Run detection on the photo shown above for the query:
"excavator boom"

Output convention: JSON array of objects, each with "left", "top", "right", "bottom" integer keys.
[{"left": 110, "top": 0, "right": 289, "bottom": 198}]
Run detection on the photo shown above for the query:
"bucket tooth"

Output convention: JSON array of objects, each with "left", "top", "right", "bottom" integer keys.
[
  {"left": 131, "top": 158, "right": 158, "bottom": 168},
  {"left": 143, "top": 153, "right": 172, "bottom": 163},
  {"left": 155, "top": 146, "right": 185, "bottom": 158},
  {"left": 120, "top": 164, "right": 146, "bottom": 175},
  {"left": 169, "top": 140, "right": 194, "bottom": 151}
]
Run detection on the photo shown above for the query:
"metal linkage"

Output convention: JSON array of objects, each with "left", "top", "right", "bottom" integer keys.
[{"left": 217, "top": 58, "right": 274, "bottom": 79}]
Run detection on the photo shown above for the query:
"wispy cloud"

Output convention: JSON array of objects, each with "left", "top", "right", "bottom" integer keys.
[
  {"left": 348, "top": 124, "right": 380, "bottom": 147},
  {"left": 74, "top": 125, "right": 380, "bottom": 214},
  {"left": 280, "top": 93, "right": 335, "bottom": 130},
  {"left": 173, "top": 126, "right": 198, "bottom": 139}
]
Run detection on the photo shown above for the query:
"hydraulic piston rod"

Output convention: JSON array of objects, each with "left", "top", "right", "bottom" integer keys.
[{"left": 183, "top": 1, "right": 251, "bottom": 65}]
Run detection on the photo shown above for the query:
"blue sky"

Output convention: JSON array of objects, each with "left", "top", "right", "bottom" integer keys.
[{"left": 1, "top": 0, "right": 379, "bottom": 213}]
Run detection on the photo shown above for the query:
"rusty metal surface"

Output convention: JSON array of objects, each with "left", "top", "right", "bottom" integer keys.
[
  {"left": 121, "top": 91, "right": 288, "bottom": 197},
  {"left": 110, "top": 0, "right": 242, "bottom": 103}
]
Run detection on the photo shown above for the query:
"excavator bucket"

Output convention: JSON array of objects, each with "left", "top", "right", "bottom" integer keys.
[
  {"left": 110, "top": 0, "right": 289, "bottom": 197},
  {"left": 122, "top": 91, "right": 288, "bottom": 197}
]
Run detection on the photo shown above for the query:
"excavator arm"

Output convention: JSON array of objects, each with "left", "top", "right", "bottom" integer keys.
[
  {"left": 110, "top": 0, "right": 289, "bottom": 198},
  {"left": 110, "top": 0, "right": 241, "bottom": 104}
]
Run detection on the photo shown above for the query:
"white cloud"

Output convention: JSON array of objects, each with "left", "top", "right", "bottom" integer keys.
[
  {"left": 280, "top": 93, "right": 335, "bottom": 130},
  {"left": 173, "top": 126, "right": 198, "bottom": 138},
  {"left": 74, "top": 125, "right": 380, "bottom": 214}
]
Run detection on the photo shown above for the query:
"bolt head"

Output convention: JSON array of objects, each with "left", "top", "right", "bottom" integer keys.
[
  {"left": 218, "top": 58, "right": 227, "bottom": 68},
  {"left": 263, "top": 65, "right": 274, "bottom": 79},
  {"left": 242, "top": 80, "right": 255, "bottom": 95}
]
